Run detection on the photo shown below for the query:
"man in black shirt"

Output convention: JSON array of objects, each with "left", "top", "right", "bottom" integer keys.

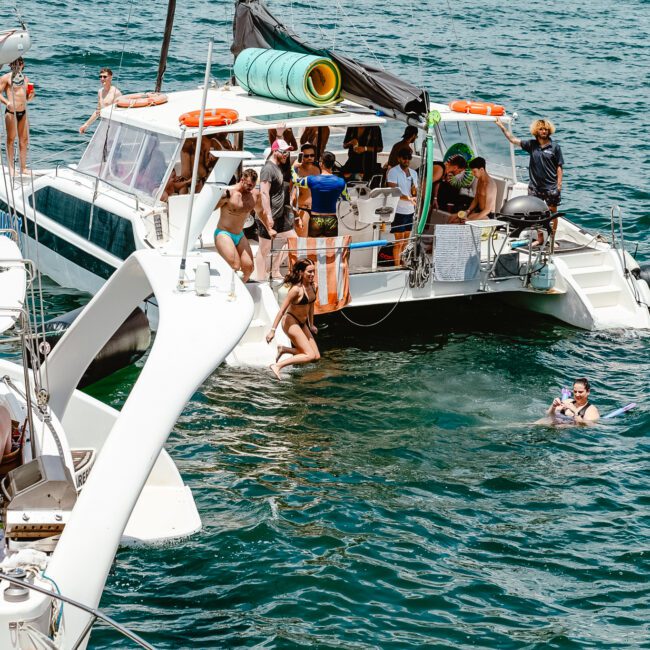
[
  {"left": 496, "top": 117, "right": 564, "bottom": 211},
  {"left": 254, "top": 138, "right": 296, "bottom": 281}
]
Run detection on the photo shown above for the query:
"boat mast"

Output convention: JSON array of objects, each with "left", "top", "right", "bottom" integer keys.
[{"left": 155, "top": 0, "right": 176, "bottom": 93}]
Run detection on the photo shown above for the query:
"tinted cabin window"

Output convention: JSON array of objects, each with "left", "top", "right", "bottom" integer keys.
[{"left": 31, "top": 186, "right": 136, "bottom": 260}]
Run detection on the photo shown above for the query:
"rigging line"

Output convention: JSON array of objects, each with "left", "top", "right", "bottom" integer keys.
[
  {"left": 407, "top": 0, "right": 424, "bottom": 88},
  {"left": 332, "top": 0, "right": 385, "bottom": 71},
  {"left": 29, "top": 139, "right": 87, "bottom": 167},
  {"left": 23, "top": 169, "right": 50, "bottom": 396},
  {"left": 339, "top": 276, "right": 409, "bottom": 327},
  {"left": 443, "top": 0, "right": 472, "bottom": 96},
  {"left": 91, "top": 0, "right": 136, "bottom": 231}
]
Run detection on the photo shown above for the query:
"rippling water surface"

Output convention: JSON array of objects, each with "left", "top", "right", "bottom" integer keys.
[{"left": 7, "top": 0, "right": 650, "bottom": 647}]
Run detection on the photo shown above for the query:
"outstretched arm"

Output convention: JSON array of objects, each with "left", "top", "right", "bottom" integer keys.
[
  {"left": 80, "top": 92, "right": 102, "bottom": 134},
  {"left": 495, "top": 119, "right": 521, "bottom": 147}
]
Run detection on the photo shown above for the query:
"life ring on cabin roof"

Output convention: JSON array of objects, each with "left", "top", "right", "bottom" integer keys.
[
  {"left": 179, "top": 109, "right": 239, "bottom": 128},
  {"left": 116, "top": 92, "right": 168, "bottom": 109},
  {"left": 449, "top": 100, "right": 505, "bottom": 117}
]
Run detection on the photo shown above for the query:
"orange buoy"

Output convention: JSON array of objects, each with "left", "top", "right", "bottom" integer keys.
[
  {"left": 449, "top": 100, "right": 505, "bottom": 117},
  {"left": 116, "top": 92, "right": 168, "bottom": 109},
  {"left": 179, "top": 108, "right": 239, "bottom": 128}
]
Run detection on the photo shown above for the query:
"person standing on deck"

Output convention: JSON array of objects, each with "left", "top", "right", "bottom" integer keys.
[
  {"left": 292, "top": 151, "right": 348, "bottom": 237},
  {"left": 496, "top": 117, "right": 564, "bottom": 240},
  {"left": 255, "top": 139, "right": 295, "bottom": 281},
  {"left": 79, "top": 67, "right": 122, "bottom": 134},
  {"left": 291, "top": 143, "right": 321, "bottom": 236},
  {"left": 341, "top": 125, "right": 383, "bottom": 183},
  {"left": 214, "top": 169, "right": 259, "bottom": 282},
  {"left": 0, "top": 58, "right": 35, "bottom": 176},
  {"left": 385, "top": 125, "right": 419, "bottom": 171},
  {"left": 386, "top": 148, "right": 418, "bottom": 265}
]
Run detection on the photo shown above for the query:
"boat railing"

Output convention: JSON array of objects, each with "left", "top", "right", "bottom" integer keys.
[
  {"left": 610, "top": 205, "right": 629, "bottom": 276},
  {"left": 0, "top": 570, "right": 155, "bottom": 649}
]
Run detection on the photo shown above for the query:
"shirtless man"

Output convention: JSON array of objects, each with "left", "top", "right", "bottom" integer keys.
[
  {"left": 214, "top": 169, "right": 259, "bottom": 282},
  {"left": 453, "top": 157, "right": 497, "bottom": 223},
  {"left": 0, "top": 58, "right": 35, "bottom": 175},
  {"left": 291, "top": 143, "right": 320, "bottom": 236},
  {"left": 79, "top": 67, "right": 122, "bottom": 134}
]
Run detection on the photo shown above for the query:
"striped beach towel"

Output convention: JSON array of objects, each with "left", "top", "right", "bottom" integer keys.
[{"left": 287, "top": 236, "right": 351, "bottom": 314}]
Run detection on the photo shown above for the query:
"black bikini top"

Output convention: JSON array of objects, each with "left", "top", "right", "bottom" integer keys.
[
  {"left": 559, "top": 400, "right": 591, "bottom": 418},
  {"left": 297, "top": 285, "right": 316, "bottom": 305}
]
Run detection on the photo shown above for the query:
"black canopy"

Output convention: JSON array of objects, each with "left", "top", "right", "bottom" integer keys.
[{"left": 231, "top": 0, "right": 429, "bottom": 121}]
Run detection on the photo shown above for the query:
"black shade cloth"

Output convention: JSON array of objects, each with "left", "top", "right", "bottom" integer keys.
[{"left": 232, "top": 0, "right": 429, "bottom": 120}]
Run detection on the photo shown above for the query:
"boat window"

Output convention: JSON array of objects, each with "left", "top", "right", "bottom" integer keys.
[
  {"left": 78, "top": 121, "right": 120, "bottom": 176},
  {"left": 30, "top": 186, "right": 136, "bottom": 260},
  {"left": 436, "top": 122, "right": 473, "bottom": 160},
  {"left": 466, "top": 122, "right": 513, "bottom": 180},
  {"left": 132, "top": 133, "right": 177, "bottom": 199},
  {"left": 437, "top": 121, "right": 514, "bottom": 180},
  {"left": 78, "top": 122, "right": 179, "bottom": 201},
  {"left": 103, "top": 123, "right": 145, "bottom": 188}
]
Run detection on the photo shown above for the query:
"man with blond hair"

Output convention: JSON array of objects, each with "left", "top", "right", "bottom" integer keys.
[{"left": 495, "top": 117, "right": 564, "bottom": 213}]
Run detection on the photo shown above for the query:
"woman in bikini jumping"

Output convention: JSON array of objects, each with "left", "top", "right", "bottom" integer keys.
[
  {"left": 548, "top": 377, "right": 600, "bottom": 422},
  {"left": 266, "top": 258, "right": 320, "bottom": 380}
]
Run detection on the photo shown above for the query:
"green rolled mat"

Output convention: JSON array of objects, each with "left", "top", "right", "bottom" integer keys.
[{"left": 234, "top": 48, "right": 342, "bottom": 107}]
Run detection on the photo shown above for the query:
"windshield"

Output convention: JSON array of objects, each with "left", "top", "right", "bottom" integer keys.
[
  {"left": 78, "top": 122, "right": 178, "bottom": 201},
  {"left": 436, "top": 121, "right": 515, "bottom": 181}
]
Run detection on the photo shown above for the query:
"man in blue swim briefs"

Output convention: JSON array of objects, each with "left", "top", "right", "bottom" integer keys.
[{"left": 214, "top": 168, "right": 261, "bottom": 282}]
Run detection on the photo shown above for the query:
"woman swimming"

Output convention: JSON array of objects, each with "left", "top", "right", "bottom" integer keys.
[
  {"left": 548, "top": 377, "right": 600, "bottom": 422},
  {"left": 266, "top": 258, "right": 321, "bottom": 380}
]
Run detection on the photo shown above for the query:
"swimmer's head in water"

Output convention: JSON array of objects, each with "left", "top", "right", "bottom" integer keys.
[{"left": 573, "top": 378, "right": 591, "bottom": 402}]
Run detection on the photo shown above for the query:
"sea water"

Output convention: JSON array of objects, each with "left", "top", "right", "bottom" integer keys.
[{"left": 6, "top": 0, "right": 650, "bottom": 647}]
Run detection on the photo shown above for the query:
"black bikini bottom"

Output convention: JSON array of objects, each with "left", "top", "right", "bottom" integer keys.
[{"left": 5, "top": 109, "right": 26, "bottom": 122}]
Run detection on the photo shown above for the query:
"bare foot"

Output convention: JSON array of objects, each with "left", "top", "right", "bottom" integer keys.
[
  {"left": 270, "top": 363, "right": 282, "bottom": 380},
  {"left": 276, "top": 346, "right": 285, "bottom": 362}
]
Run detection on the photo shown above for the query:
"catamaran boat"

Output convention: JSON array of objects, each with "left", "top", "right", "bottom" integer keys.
[
  {"left": 0, "top": 224, "right": 255, "bottom": 647},
  {"left": 1, "top": 0, "right": 649, "bottom": 362}
]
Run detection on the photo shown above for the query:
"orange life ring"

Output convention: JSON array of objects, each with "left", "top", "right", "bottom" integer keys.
[
  {"left": 179, "top": 108, "right": 239, "bottom": 128},
  {"left": 449, "top": 100, "right": 505, "bottom": 117},
  {"left": 116, "top": 92, "right": 168, "bottom": 109}
]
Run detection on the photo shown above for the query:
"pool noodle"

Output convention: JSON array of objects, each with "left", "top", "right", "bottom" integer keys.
[{"left": 602, "top": 402, "right": 637, "bottom": 419}]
